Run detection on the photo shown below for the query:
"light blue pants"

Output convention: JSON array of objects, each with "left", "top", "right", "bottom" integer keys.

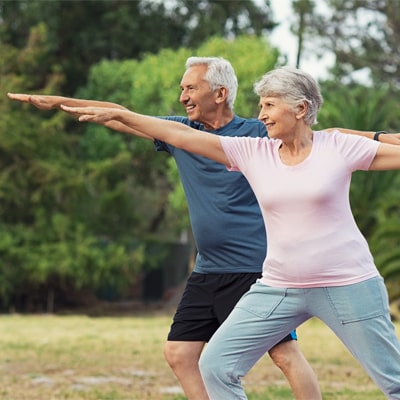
[{"left": 199, "top": 277, "right": 400, "bottom": 399}]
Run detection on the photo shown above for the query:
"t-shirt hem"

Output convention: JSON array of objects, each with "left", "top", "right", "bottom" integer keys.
[
  {"left": 260, "top": 271, "right": 380, "bottom": 288},
  {"left": 194, "top": 266, "right": 262, "bottom": 274}
]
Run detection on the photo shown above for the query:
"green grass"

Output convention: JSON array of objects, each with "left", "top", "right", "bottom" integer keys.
[{"left": 0, "top": 313, "right": 396, "bottom": 399}]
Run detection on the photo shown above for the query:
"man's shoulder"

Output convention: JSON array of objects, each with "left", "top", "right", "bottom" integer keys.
[
  {"left": 235, "top": 115, "right": 264, "bottom": 127},
  {"left": 162, "top": 116, "right": 203, "bottom": 130},
  {"left": 225, "top": 115, "right": 266, "bottom": 138},
  {"left": 160, "top": 115, "right": 265, "bottom": 137}
]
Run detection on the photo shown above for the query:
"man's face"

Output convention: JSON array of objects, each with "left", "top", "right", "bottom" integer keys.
[{"left": 179, "top": 64, "right": 219, "bottom": 124}]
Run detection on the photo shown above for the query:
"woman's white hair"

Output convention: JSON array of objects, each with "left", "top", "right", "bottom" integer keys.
[
  {"left": 185, "top": 56, "right": 238, "bottom": 111},
  {"left": 253, "top": 66, "right": 323, "bottom": 125}
]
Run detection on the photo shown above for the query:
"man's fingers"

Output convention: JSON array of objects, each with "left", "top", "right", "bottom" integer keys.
[
  {"left": 7, "top": 93, "right": 54, "bottom": 110},
  {"left": 7, "top": 93, "right": 30, "bottom": 102}
]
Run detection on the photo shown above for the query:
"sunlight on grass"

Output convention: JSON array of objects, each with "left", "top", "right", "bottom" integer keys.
[{"left": 0, "top": 314, "right": 397, "bottom": 399}]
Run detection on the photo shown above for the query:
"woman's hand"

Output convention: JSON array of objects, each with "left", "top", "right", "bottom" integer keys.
[{"left": 60, "top": 105, "right": 122, "bottom": 124}]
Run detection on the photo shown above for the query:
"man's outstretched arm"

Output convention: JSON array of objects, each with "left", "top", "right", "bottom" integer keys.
[
  {"left": 7, "top": 93, "right": 153, "bottom": 139},
  {"left": 327, "top": 127, "right": 400, "bottom": 145},
  {"left": 7, "top": 93, "right": 126, "bottom": 111}
]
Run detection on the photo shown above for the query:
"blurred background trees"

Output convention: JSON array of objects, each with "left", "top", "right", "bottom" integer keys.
[{"left": 1, "top": 0, "right": 400, "bottom": 312}]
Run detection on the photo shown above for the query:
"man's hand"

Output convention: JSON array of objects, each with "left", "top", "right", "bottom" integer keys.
[
  {"left": 7, "top": 93, "right": 60, "bottom": 111},
  {"left": 7, "top": 93, "right": 128, "bottom": 115},
  {"left": 328, "top": 127, "right": 400, "bottom": 146}
]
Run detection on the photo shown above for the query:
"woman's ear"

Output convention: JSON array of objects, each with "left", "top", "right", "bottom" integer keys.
[{"left": 295, "top": 101, "right": 308, "bottom": 120}]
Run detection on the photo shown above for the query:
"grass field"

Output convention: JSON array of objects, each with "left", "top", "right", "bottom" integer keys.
[{"left": 0, "top": 310, "right": 397, "bottom": 399}]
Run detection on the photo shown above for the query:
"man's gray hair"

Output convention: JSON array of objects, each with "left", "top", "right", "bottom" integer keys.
[
  {"left": 253, "top": 67, "right": 323, "bottom": 125},
  {"left": 186, "top": 56, "right": 238, "bottom": 111}
]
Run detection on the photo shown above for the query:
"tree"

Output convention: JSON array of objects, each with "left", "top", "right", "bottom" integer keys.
[
  {"left": 290, "top": 0, "right": 315, "bottom": 68},
  {"left": 370, "top": 211, "right": 400, "bottom": 302},
  {"left": 316, "top": 81, "right": 400, "bottom": 301},
  {"left": 1, "top": 32, "right": 279, "bottom": 311},
  {"left": 0, "top": 0, "right": 276, "bottom": 95},
  {"left": 78, "top": 34, "right": 279, "bottom": 236},
  {"left": 299, "top": 0, "right": 400, "bottom": 87},
  {"left": 0, "top": 25, "right": 142, "bottom": 311},
  {"left": 173, "top": 0, "right": 276, "bottom": 46}
]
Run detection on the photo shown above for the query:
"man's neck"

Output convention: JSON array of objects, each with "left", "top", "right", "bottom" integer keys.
[{"left": 202, "top": 112, "right": 234, "bottom": 131}]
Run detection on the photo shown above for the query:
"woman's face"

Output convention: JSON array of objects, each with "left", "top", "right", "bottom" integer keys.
[{"left": 257, "top": 96, "right": 299, "bottom": 139}]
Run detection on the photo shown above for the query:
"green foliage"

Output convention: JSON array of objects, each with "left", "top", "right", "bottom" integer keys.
[
  {"left": 316, "top": 81, "right": 400, "bottom": 300},
  {"left": 4, "top": 0, "right": 400, "bottom": 308},
  {"left": 0, "top": 0, "right": 275, "bottom": 95},
  {"left": 175, "top": 0, "right": 276, "bottom": 46},
  {"left": 1, "top": 26, "right": 279, "bottom": 311},
  {"left": 165, "top": 157, "right": 190, "bottom": 234},
  {"left": 80, "top": 35, "right": 278, "bottom": 118},
  {"left": 292, "top": 0, "right": 400, "bottom": 88},
  {"left": 317, "top": 81, "right": 400, "bottom": 132},
  {"left": 79, "top": 34, "right": 279, "bottom": 238},
  {"left": 199, "top": 35, "right": 279, "bottom": 117},
  {"left": 0, "top": 26, "right": 143, "bottom": 311},
  {"left": 368, "top": 185, "right": 400, "bottom": 302}
]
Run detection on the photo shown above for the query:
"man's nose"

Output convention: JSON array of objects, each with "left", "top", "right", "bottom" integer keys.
[{"left": 180, "top": 91, "right": 188, "bottom": 103}]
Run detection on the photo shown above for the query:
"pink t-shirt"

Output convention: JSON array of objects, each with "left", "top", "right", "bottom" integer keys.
[{"left": 220, "top": 130, "right": 381, "bottom": 288}]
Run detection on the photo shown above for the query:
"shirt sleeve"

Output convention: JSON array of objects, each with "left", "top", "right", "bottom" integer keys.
[
  {"left": 220, "top": 136, "right": 268, "bottom": 172},
  {"left": 327, "top": 130, "right": 380, "bottom": 171}
]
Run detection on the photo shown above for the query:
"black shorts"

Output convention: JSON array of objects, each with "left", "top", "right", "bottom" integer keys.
[{"left": 167, "top": 272, "right": 296, "bottom": 343}]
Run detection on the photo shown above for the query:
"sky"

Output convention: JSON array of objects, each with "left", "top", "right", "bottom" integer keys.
[{"left": 268, "top": 0, "right": 335, "bottom": 80}]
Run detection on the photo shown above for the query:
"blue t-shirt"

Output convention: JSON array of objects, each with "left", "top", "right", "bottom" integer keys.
[{"left": 155, "top": 115, "right": 267, "bottom": 274}]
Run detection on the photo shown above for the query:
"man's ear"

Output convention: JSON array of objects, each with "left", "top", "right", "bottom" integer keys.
[{"left": 215, "top": 87, "right": 228, "bottom": 104}]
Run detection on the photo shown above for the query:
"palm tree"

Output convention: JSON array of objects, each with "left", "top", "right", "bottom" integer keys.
[{"left": 317, "top": 83, "right": 400, "bottom": 301}]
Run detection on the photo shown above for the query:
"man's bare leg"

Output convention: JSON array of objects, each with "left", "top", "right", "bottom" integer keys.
[
  {"left": 165, "top": 339, "right": 321, "bottom": 400},
  {"left": 269, "top": 340, "right": 322, "bottom": 400},
  {"left": 164, "top": 340, "right": 209, "bottom": 400}
]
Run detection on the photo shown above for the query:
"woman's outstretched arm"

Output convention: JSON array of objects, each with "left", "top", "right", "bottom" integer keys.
[{"left": 370, "top": 142, "right": 400, "bottom": 171}]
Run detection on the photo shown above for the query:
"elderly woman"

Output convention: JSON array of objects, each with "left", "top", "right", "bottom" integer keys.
[{"left": 9, "top": 67, "right": 400, "bottom": 399}]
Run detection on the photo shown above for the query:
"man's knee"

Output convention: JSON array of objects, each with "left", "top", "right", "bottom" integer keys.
[
  {"left": 164, "top": 341, "right": 205, "bottom": 369},
  {"left": 164, "top": 341, "right": 180, "bottom": 367},
  {"left": 268, "top": 340, "right": 298, "bottom": 371}
]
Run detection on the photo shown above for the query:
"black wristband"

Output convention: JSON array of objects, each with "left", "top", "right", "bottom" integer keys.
[{"left": 373, "top": 131, "right": 387, "bottom": 141}]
